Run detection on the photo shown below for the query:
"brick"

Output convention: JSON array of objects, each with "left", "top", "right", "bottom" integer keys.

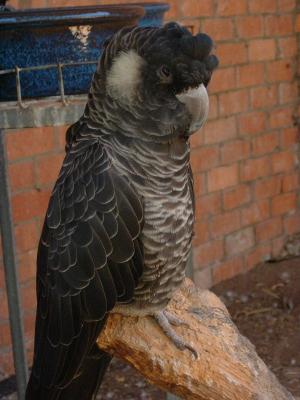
[
  {"left": 8, "top": 161, "right": 35, "bottom": 193},
  {"left": 0, "top": 264, "right": 4, "bottom": 290},
  {"left": 278, "top": 37, "right": 298, "bottom": 58},
  {"left": 254, "top": 176, "right": 281, "bottom": 199},
  {"left": 55, "top": 125, "right": 68, "bottom": 150},
  {"left": 202, "top": 18, "right": 234, "bottom": 41},
  {"left": 193, "top": 173, "right": 207, "bottom": 197},
  {"left": 194, "top": 267, "right": 212, "bottom": 289},
  {"left": 249, "top": 39, "right": 276, "bottom": 62},
  {"left": 12, "top": 189, "right": 51, "bottom": 223},
  {"left": 278, "top": 0, "right": 296, "bottom": 11},
  {"left": 236, "top": 16, "right": 264, "bottom": 38},
  {"left": 207, "top": 95, "right": 218, "bottom": 120},
  {"left": 0, "top": 350, "right": 14, "bottom": 378},
  {"left": 219, "top": 89, "right": 249, "bottom": 116},
  {"left": 241, "top": 156, "right": 271, "bottom": 181},
  {"left": 237, "top": 63, "right": 264, "bottom": 87},
  {"left": 207, "top": 164, "right": 239, "bottom": 192},
  {"left": 203, "top": 116, "right": 237, "bottom": 144},
  {"left": 265, "top": 15, "right": 294, "bottom": 36},
  {"left": 165, "top": 0, "right": 180, "bottom": 19},
  {"left": 210, "top": 210, "right": 240, "bottom": 238},
  {"left": 296, "top": 14, "right": 300, "bottom": 32},
  {"left": 271, "top": 193, "right": 297, "bottom": 216},
  {"left": 23, "top": 311, "right": 36, "bottom": 336},
  {"left": 209, "top": 67, "right": 236, "bottom": 93},
  {"left": 30, "top": 0, "right": 46, "bottom": 6},
  {"left": 238, "top": 111, "right": 266, "bottom": 135},
  {"left": 194, "top": 240, "right": 224, "bottom": 266},
  {"left": 18, "top": 250, "right": 38, "bottom": 283},
  {"left": 217, "top": 43, "right": 248, "bottom": 66},
  {"left": 223, "top": 185, "right": 251, "bottom": 210},
  {"left": 182, "top": 0, "right": 214, "bottom": 17},
  {"left": 267, "top": 60, "right": 293, "bottom": 83},
  {"left": 0, "top": 322, "right": 12, "bottom": 348},
  {"left": 6, "top": 127, "right": 55, "bottom": 161},
  {"left": 15, "top": 221, "right": 39, "bottom": 254},
  {"left": 190, "top": 129, "right": 205, "bottom": 149},
  {"left": 272, "top": 150, "right": 296, "bottom": 173},
  {"left": 246, "top": 243, "right": 272, "bottom": 270},
  {"left": 284, "top": 212, "right": 300, "bottom": 235},
  {"left": 250, "top": 85, "right": 277, "bottom": 109},
  {"left": 221, "top": 140, "right": 250, "bottom": 164},
  {"left": 269, "top": 107, "right": 293, "bottom": 129},
  {"left": 241, "top": 199, "right": 270, "bottom": 226},
  {"left": 279, "top": 82, "right": 298, "bottom": 105},
  {"left": 256, "top": 217, "right": 282, "bottom": 241},
  {"left": 217, "top": 0, "right": 247, "bottom": 15},
  {"left": 190, "top": 146, "right": 219, "bottom": 172},
  {"left": 249, "top": 0, "right": 277, "bottom": 12},
  {"left": 282, "top": 172, "right": 299, "bottom": 192},
  {"left": 193, "top": 221, "right": 210, "bottom": 245},
  {"left": 36, "top": 153, "right": 64, "bottom": 186},
  {"left": 181, "top": 21, "right": 201, "bottom": 36},
  {"left": 252, "top": 132, "right": 279, "bottom": 156},
  {"left": 0, "top": 290, "right": 9, "bottom": 320},
  {"left": 196, "top": 192, "right": 222, "bottom": 219},
  {"left": 212, "top": 256, "right": 244, "bottom": 284},
  {"left": 21, "top": 280, "right": 37, "bottom": 312},
  {"left": 225, "top": 227, "right": 255, "bottom": 256},
  {"left": 272, "top": 236, "right": 286, "bottom": 258}
]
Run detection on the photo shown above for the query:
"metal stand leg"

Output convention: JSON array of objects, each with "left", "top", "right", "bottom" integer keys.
[{"left": 0, "top": 129, "right": 28, "bottom": 399}]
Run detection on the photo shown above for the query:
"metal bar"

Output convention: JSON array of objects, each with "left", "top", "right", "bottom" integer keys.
[
  {"left": 0, "top": 60, "right": 97, "bottom": 76},
  {"left": 57, "top": 63, "right": 68, "bottom": 106},
  {"left": 15, "top": 67, "right": 27, "bottom": 110},
  {"left": 0, "top": 128, "right": 28, "bottom": 400}
]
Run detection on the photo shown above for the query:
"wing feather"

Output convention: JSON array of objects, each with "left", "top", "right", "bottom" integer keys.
[{"left": 29, "top": 139, "right": 144, "bottom": 394}]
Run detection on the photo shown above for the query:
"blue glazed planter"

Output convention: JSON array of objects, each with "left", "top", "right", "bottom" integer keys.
[
  {"left": 0, "top": 3, "right": 169, "bottom": 101},
  {"left": 0, "top": 5, "right": 144, "bottom": 100},
  {"left": 137, "top": 2, "right": 169, "bottom": 27}
]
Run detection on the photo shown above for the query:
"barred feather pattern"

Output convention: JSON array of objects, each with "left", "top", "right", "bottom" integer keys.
[{"left": 82, "top": 25, "right": 200, "bottom": 312}]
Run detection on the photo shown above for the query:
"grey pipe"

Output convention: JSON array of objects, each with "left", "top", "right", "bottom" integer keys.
[{"left": 0, "top": 128, "right": 28, "bottom": 399}]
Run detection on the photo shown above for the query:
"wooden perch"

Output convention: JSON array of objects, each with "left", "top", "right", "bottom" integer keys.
[{"left": 97, "top": 278, "right": 294, "bottom": 400}]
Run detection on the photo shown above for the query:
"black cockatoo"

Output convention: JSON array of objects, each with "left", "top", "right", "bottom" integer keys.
[{"left": 26, "top": 22, "right": 218, "bottom": 400}]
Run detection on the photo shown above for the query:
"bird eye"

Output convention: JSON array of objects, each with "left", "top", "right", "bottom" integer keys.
[{"left": 160, "top": 65, "right": 171, "bottom": 78}]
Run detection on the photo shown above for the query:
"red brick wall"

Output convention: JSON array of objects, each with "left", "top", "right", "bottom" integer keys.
[{"left": 0, "top": 0, "right": 299, "bottom": 378}]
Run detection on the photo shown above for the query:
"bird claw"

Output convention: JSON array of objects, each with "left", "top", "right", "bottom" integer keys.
[
  {"left": 163, "top": 310, "right": 189, "bottom": 327},
  {"left": 153, "top": 310, "right": 198, "bottom": 359}
]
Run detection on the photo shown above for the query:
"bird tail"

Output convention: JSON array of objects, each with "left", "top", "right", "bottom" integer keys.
[{"left": 26, "top": 346, "right": 112, "bottom": 400}]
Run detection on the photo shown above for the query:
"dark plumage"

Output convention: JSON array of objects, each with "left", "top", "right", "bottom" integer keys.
[{"left": 26, "top": 22, "right": 218, "bottom": 400}]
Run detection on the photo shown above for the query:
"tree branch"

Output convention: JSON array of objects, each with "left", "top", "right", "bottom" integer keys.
[{"left": 97, "top": 278, "right": 294, "bottom": 400}]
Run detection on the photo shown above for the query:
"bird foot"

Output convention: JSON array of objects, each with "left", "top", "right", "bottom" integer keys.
[{"left": 153, "top": 310, "right": 198, "bottom": 359}]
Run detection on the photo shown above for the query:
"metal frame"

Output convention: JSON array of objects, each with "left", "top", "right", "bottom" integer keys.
[{"left": 0, "top": 128, "right": 28, "bottom": 400}]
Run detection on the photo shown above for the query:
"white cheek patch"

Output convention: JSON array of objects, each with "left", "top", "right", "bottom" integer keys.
[
  {"left": 176, "top": 84, "right": 209, "bottom": 133},
  {"left": 106, "top": 49, "right": 145, "bottom": 103}
]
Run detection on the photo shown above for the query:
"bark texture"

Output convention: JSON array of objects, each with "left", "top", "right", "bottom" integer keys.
[{"left": 97, "top": 278, "right": 294, "bottom": 400}]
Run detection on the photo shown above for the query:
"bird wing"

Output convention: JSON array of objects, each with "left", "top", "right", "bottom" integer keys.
[{"left": 29, "top": 136, "right": 144, "bottom": 393}]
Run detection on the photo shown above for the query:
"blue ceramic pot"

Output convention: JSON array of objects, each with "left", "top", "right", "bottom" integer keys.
[
  {"left": 0, "top": 3, "right": 169, "bottom": 101},
  {"left": 0, "top": 5, "right": 145, "bottom": 100},
  {"left": 137, "top": 2, "right": 169, "bottom": 27}
]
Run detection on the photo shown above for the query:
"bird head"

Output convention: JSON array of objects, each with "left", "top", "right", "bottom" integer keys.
[{"left": 90, "top": 22, "right": 218, "bottom": 139}]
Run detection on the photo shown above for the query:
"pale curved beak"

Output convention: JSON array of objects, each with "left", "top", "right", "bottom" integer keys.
[{"left": 176, "top": 83, "right": 209, "bottom": 134}]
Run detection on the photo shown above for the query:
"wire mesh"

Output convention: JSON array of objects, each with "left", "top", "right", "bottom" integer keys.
[{"left": 0, "top": 59, "right": 97, "bottom": 108}]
